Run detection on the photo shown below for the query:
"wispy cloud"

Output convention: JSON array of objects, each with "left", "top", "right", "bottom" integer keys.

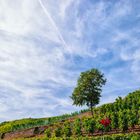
[{"left": 0, "top": 0, "right": 140, "bottom": 122}]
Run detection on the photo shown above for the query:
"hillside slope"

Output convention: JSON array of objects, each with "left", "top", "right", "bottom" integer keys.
[{"left": 0, "top": 89, "right": 140, "bottom": 139}]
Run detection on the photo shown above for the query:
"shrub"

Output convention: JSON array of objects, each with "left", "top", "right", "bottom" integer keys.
[
  {"left": 54, "top": 126, "right": 62, "bottom": 137},
  {"left": 111, "top": 112, "right": 118, "bottom": 129},
  {"left": 83, "top": 117, "right": 95, "bottom": 134},
  {"left": 100, "top": 118, "right": 111, "bottom": 127},
  {"left": 73, "top": 118, "right": 82, "bottom": 136},
  {"left": 100, "top": 117, "right": 111, "bottom": 132},
  {"left": 63, "top": 121, "right": 72, "bottom": 137},
  {"left": 45, "top": 128, "right": 51, "bottom": 138},
  {"left": 118, "top": 111, "right": 128, "bottom": 132}
]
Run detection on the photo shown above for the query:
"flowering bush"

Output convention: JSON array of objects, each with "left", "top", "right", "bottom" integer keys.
[
  {"left": 100, "top": 118, "right": 111, "bottom": 132},
  {"left": 100, "top": 118, "right": 111, "bottom": 127}
]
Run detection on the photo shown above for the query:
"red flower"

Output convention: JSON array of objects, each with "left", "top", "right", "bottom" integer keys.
[{"left": 100, "top": 118, "right": 111, "bottom": 127}]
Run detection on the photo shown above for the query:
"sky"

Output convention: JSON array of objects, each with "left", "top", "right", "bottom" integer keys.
[{"left": 0, "top": 0, "right": 140, "bottom": 122}]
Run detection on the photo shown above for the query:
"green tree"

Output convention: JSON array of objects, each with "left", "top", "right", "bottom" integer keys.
[{"left": 71, "top": 68, "right": 106, "bottom": 116}]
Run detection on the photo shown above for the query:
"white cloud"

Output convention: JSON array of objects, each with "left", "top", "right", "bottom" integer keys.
[
  {"left": 0, "top": 0, "right": 36, "bottom": 35},
  {"left": 59, "top": 0, "right": 75, "bottom": 19},
  {"left": 0, "top": 0, "right": 139, "bottom": 122},
  {"left": 0, "top": 0, "right": 77, "bottom": 121}
]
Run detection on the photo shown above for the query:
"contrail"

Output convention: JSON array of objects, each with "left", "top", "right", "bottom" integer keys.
[{"left": 38, "top": 0, "right": 69, "bottom": 51}]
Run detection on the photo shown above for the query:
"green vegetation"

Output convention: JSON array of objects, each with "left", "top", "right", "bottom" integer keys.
[
  {"left": 71, "top": 68, "right": 106, "bottom": 116},
  {"left": 62, "top": 121, "right": 72, "bottom": 137},
  {"left": 44, "top": 128, "right": 51, "bottom": 138},
  {"left": 41, "top": 90, "right": 140, "bottom": 139},
  {"left": 1, "top": 89, "right": 140, "bottom": 140},
  {"left": 0, "top": 112, "right": 86, "bottom": 134},
  {"left": 53, "top": 126, "right": 62, "bottom": 137},
  {"left": 14, "top": 133, "right": 140, "bottom": 140},
  {"left": 73, "top": 118, "right": 82, "bottom": 136},
  {"left": 0, "top": 69, "right": 140, "bottom": 139},
  {"left": 83, "top": 117, "right": 96, "bottom": 134}
]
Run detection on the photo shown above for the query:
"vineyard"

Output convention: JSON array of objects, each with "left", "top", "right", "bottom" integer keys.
[
  {"left": 0, "top": 89, "right": 140, "bottom": 139},
  {"left": 36, "top": 90, "right": 140, "bottom": 139}
]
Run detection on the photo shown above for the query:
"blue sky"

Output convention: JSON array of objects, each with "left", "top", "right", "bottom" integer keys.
[{"left": 0, "top": 0, "right": 140, "bottom": 122}]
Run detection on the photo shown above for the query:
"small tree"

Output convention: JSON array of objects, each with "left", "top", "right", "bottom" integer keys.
[{"left": 71, "top": 68, "right": 106, "bottom": 116}]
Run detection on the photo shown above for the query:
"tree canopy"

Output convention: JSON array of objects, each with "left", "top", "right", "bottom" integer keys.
[{"left": 71, "top": 68, "right": 106, "bottom": 116}]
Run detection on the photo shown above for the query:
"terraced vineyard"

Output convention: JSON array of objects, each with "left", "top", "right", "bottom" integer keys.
[{"left": 1, "top": 90, "right": 140, "bottom": 140}]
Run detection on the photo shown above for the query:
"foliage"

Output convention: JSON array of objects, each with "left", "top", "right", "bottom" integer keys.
[
  {"left": 0, "top": 110, "right": 87, "bottom": 134},
  {"left": 1, "top": 89, "right": 140, "bottom": 137},
  {"left": 53, "top": 126, "right": 62, "bottom": 137},
  {"left": 62, "top": 121, "right": 72, "bottom": 137},
  {"left": 72, "top": 118, "right": 82, "bottom": 136},
  {"left": 100, "top": 118, "right": 111, "bottom": 132},
  {"left": 45, "top": 128, "right": 51, "bottom": 138},
  {"left": 13, "top": 133, "right": 140, "bottom": 140},
  {"left": 110, "top": 112, "right": 118, "bottom": 129},
  {"left": 71, "top": 68, "right": 106, "bottom": 116},
  {"left": 100, "top": 118, "right": 111, "bottom": 127},
  {"left": 118, "top": 110, "right": 128, "bottom": 131},
  {"left": 83, "top": 117, "right": 96, "bottom": 134}
]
